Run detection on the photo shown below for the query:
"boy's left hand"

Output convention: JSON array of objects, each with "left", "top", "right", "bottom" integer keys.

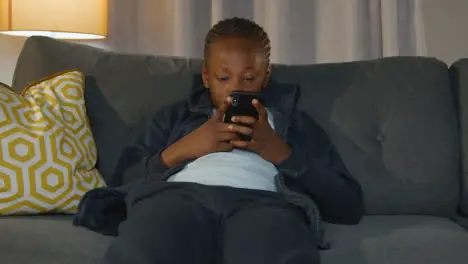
[{"left": 229, "top": 99, "right": 292, "bottom": 164}]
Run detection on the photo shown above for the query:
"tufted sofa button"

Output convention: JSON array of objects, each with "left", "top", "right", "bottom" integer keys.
[{"left": 377, "top": 133, "right": 386, "bottom": 142}]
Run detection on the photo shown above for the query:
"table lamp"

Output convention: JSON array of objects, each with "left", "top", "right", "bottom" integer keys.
[{"left": 0, "top": 0, "right": 107, "bottom": 39}]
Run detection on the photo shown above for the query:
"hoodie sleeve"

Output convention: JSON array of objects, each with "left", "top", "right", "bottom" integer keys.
[
  {"left": 276, "top": 111, "right": 364, "bottom": 225},
  {"left": 110, "top": 103, "right": 181, "bottom": 186}
]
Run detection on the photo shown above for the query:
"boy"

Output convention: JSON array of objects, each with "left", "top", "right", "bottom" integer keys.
[{"left": 104, "top": 17, "right": 364, "bottom": 264}]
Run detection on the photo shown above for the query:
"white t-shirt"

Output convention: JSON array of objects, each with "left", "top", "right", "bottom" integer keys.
[{"left": 167, "top": 109, "right": 278, "bottom": 192}]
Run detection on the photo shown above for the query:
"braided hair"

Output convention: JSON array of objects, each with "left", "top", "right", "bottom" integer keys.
[{"left": 204, "top": 17, "right": 271, "bottom": 66}]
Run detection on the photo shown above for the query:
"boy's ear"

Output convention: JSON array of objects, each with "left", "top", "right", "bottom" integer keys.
[
  {"left": 262, "top": 64, "right": 272, "bottom": 88},
  {"left": 202, "top": 65, "right": 209, "bottom": 88}
]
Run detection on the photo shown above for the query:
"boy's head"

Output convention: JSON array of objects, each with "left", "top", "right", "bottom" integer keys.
[{"left": 202, "top": 17, "right": 271, "bottom": 108}]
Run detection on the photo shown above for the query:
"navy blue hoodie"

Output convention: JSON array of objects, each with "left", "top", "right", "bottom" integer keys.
[{"left": 112, "top": 81, "right": 364, "bottom": 248}]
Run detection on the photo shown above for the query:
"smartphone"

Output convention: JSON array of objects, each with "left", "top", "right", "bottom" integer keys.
[{"left": 223, "top": 91, "right": 264, "bottom": 141}]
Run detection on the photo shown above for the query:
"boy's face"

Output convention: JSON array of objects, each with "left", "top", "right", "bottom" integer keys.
[{"left": 202, "top": 37, "right": 271, "bottom": 108}]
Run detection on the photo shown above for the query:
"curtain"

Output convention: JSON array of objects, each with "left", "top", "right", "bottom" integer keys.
[{"left": 87, "top": 0, "right": 427, "bottom": 64}]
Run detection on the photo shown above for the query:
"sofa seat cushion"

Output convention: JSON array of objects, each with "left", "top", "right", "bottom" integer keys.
[
  {"left": 321, "top": 215, "right": 468, "bottom": 264},
  {"left": 0, "top": 215, "right": 112, "bottom": 264}
]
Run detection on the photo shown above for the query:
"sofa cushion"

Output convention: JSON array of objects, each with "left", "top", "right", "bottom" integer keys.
[
  {"left": 274, "top": 58, "right": 459, "bottom": 217},
  {"left": 321, "top": 216, "right": 468, "bottom": 264},
  {"left": 0, "top": 70, "right": 105, "bottom": 215},
  {"left": 449, "top": 59, "right": 468, "bottom": 217},
  {"left": 0, "top": 215, "right": 112, "bottom": 264},
  {"left": 12, "top": 37, "right": 460, "bottom": 217},
  {"left": 12, "top": 37, "right": 203, "bottom": 184}
]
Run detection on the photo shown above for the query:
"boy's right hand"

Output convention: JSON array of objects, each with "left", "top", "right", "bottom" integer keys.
[{"left": 161, "top": 97, "right": 248, "bottom": 167}]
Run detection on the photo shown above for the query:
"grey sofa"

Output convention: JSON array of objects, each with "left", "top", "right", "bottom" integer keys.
[{"left": 2, "top": 36, "right": 468, "bottom": 263}]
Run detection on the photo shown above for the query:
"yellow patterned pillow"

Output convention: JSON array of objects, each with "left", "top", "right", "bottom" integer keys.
[{"left": 0, "top": 71, "right": 105, "bottom": 215}]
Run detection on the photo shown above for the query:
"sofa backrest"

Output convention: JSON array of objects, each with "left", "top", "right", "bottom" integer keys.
[{"left": 12, "top": 36, "right": 460, "bottom": 217}]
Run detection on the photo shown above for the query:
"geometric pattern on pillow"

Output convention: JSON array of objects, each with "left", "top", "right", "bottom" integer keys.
[{"left": 0, "top": 71, "right": 105, "bottom": 215}]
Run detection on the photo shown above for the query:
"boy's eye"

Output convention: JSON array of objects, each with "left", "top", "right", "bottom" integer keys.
[
  {"left": 244, "top": 76, "right": 255, "bottom": 81},
  {"left": 217, "top": 76, "right": 229, "bottom": 81}
]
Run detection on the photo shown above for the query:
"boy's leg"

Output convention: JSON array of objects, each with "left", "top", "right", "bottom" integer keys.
[
  {"left": 222, "top": 200, "right": 319, "bottom": 264},
  {"left": 102, "top": 186, "right": 218, "bottom": 264}
]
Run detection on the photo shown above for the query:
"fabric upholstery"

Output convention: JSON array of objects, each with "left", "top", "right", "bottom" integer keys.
[
  {"left": 0, "top": 216, "right": 112, "bottom": 264},
  {"left": 274, "top": 59, "right": 460, "bottom": 217},
  {"left": 321, "top": 215, "right": 468, "bottom": 264},
  {"left": 12, "top": 37, "right": 459, "bottom": 217},
  {"left": 0, "top": 70, "right": 105, "bottom": 214},
  {"left": 449, "top": 59, "right": 468, "bottom": 217}
]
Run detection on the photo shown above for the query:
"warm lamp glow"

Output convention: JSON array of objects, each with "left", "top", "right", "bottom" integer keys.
[{"left": 0, "top": 0, "right": 108, "bottom": 39}]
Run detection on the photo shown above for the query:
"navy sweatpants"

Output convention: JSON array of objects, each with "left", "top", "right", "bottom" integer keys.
[{"left": 102, "top": 182, "right": 319, "bottom": 264}]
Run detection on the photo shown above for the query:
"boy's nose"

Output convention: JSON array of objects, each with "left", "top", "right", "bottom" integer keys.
[{"left": 228, "top": 80, "right": 246, "bottom": 92}]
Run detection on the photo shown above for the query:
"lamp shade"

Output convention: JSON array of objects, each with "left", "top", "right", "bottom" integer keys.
[{"left": 0, "top": 0, "right": 107, "bottom": 39}]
